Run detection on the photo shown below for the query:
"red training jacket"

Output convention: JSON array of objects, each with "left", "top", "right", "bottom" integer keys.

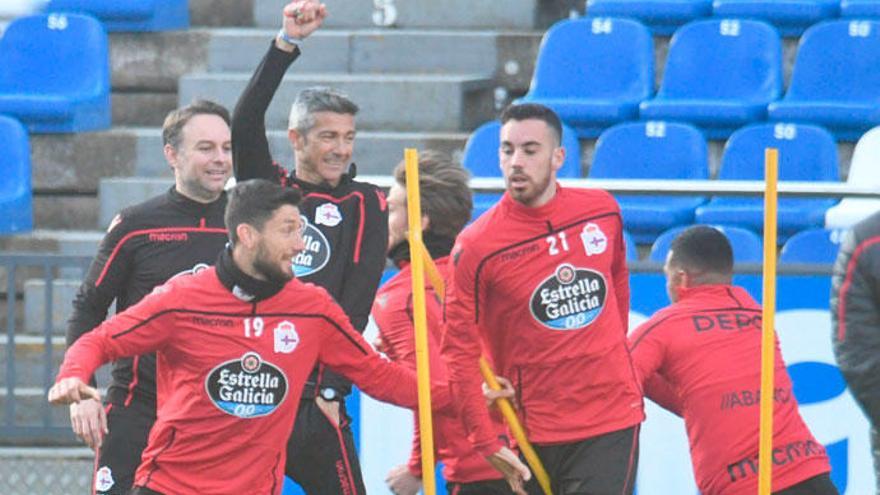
[
  {"left": 628, "top": 285, "right": 831, "bottom": 495},
  {"left": 57, "top": 267, "right": 443, "bottom": 495},
  {"left": 442, "top": 187, "right": 644, "bottom": 456},
  {"left": 372, "top": 256, "right": 504, "bottom": 484}
]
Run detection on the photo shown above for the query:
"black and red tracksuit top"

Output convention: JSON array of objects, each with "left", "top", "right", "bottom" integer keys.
[
  {"left": 628, "top": 284, "right": 831, "bottom": 495},
  {"left": 442, "top": 186, "right": 644, "bottom": 457},
  {"left": 57, "top": 249, "right": 445, "bottom": 495},
  {"left": 231, "top": 42, "right": 388, "bottom": 396},
  {"left": 373, "top": 254, "right": 505, "bottom": 484},
  {"left": 66, "top": 187, "right": 228, "bottom": 410}
]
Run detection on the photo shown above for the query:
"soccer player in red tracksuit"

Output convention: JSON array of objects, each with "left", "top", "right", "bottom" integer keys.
[
  {"left": 442, "top": 103, "right": 644, "bottom": 495},
  {"left": 371, "top": 151, "right": 514, "bottom": 495},
  {"left": 49, "top": 180, "right": 450, "bottom": 495},
  {"left": 628, "top": 226, "right": 836, "bottom": 495}
]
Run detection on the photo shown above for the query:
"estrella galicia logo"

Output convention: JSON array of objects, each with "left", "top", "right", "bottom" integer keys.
[
  {"left": 205, "top": 352, "right": 288, "bottom": 418},
  {"left": 292, "top": 217, "right": 331, "bottom": 277},
  {"left": 530, "top": 264, "right": 607, "bottom": 330}
]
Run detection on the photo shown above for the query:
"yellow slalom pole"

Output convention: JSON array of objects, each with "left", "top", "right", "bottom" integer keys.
[
  {"left": 417, "top": 243, "right": 554, "bottom": 495},
  {"left": 758, "top": 148, "right": 779, "bottom": 495},
  {"left": 405, "top": 148, "right": 437, "bottom": 495}
]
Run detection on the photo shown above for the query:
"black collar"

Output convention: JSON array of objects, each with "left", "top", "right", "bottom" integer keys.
[
  {"left": 215, "top": 247, "right": 286, "bottom": 302},
  {"left": 388, "top": 232, "right": 456, "bottom": 267}
]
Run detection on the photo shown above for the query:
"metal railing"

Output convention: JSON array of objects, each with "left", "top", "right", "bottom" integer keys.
[{"left": 1, "top": 253, "right": 91, "bottom": 445}]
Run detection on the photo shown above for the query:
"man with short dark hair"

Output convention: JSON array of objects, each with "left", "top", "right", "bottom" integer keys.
[
  {"left": 65, "top": 99, "right": 232, "bottom": 495},
  {"left": 231, "top": 3, "right": 387, "bottom": 491},
  {"left": 50, "top": 179, "right": 448, "bottom": 495},
  {"left": 442, "top": 103, "right": 641, "bottom": 494},
  {"left": 629, "top": 225, "right": 835, "bottom": 495},
  {"left": 372, "top": 151, "right": 515, "bottom": 495}
]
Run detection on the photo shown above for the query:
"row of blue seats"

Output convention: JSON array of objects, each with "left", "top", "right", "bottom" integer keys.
[
  {"left": 464, "top": 120, "right": 842, "bottom": 244},
  {"left": 521, "top": 17, "right": 880, "bottom": 140},
  {"left": 0, "top": 13, "right": 110, "bottom": 132},
  {"left": 43, "top": 0, "right": 188, "bottom": 31},
  {"left": 587, "top": 0, "right": 880, "bottom": 35},
  {"left": 647, "top": 225, "right": 842, "bottom": 264}
]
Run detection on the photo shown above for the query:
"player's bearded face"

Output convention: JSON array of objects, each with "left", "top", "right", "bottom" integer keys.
[
  {"left": 499, "top": 119, "right": 563, "bottom": 208},
  {"left": 252, "top": 205, "right": 306, "bottom": 283}
]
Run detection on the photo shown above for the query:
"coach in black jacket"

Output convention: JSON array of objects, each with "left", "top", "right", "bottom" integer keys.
[
  {"left": 231, "top": 2, "right": 388, "bottom": 493},
  {"left": 831, "top": 209, "right": 880, "bottom": 491},
  {"left": 66, "top": 100, "right": 232, "bottom": 495}
]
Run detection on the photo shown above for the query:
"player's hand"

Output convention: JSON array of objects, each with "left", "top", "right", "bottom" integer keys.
[
  {"left": 48, "top": 377, "right": 101, "bottom": 405},
  {"left": 373, "top": 335, "right": 387, "bottom": 354},
  {"left": 487, "top": 446, "right": 531, "bottom": 495},
  {"left": 483, "top": 375, "right": 516, "bottom": 408},
  {"left": 69, "top": 398, "right": 108, "bottom": 451},
  {"left": 385, "top": 464, "right": 422, "bottom": 495},
  {"left": 315, "top": 396, "right": 341, "bottom": 426},
  {"left": 281, "top": 0, "right": 327, "bottom": 40}
]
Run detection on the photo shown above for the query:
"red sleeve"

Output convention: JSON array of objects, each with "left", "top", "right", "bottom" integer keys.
[
  {"left": 628, "top": 316, "right": 681, "bottom": 414},
  {"left": 643, "top": 374, "right": 683, "bottom": 416},
  {"left": 612, "top": 206, "right": 630, "bottom": 332},
  {"left": 373, "top": 284, "right": 449, "bottom": 477},
  {"left": 440, "top": 240, "right": 503, "bottom": 458},
  {"left": 319, "top": 296, "right": 451, "bottom": 412},
  {"left": 57, "top": 284, "right": 176, "bottom": 383}
]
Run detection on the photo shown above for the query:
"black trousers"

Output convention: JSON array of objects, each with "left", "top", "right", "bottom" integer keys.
[
  {"left": 524, "top": 425, "right": 640, "bottom": 495},
  {"left": 94, "top": 402, "right": 154, "bottom": 495},
  {"left": 285, "top": 398, "right": 365, "bottom": 495},
  {"left": 774, "top": 473, "right": 839, "bottom": 495},
  {"left": 447, "top": 478, "right": 515, "bottom": 494}
]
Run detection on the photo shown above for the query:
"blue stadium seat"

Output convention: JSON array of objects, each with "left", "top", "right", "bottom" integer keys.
[
  {"left": 767, "top": 20, "right": 880, "bottom": 141},
  {"left": 623, "top": 230, "right": 639, "bottom": 261},
  {"left": 649, "top": 225, "right": 763, "bottom": 263},
  {"left": 0, "top": 14, "right": 110, "bottom": 133},
  {"left": 462, "top": 120, "right": 582, "bottom": 178},
  {"left": 0, "top": 116, "right": 33, "bottom": 234},
  {"left": 520, "top": 17, "right": 654, "bottom": 138},
  {"left": 841, "top": 0, "right": 880, "bottom": 18},
  {"left": 591, "top": 121, "right": 709, "bottom": 243},
  {"left": 639, "top": 19, "right": 783, "bottom": 139},
  {"left": 695, "top": 123, "right": 839, "bottom": 242},
  {"left": 779, "top": 228, "right": 842, "bottom": 264},
  {"left": 463, "top": 120, "right": 582, "bottom": 221},
  {"left": 44, "top": 0, "right": 189, "bottom": 31},
  {"left": 586, "top": 0, "right": 712, "bottom": 34},
  {"left": 712, "top": 0, "right": 839, "bottom": 36}
]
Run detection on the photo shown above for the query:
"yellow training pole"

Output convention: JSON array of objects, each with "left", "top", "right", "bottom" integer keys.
[
  {"left": 405, "top": 148, "right": 437, "bottom": 495},
  {"left": 418, "top": 242, "right": 554, "bottom": 495},
  {"left": 758, "top": 148, "right": 779, "bottom": 495}
]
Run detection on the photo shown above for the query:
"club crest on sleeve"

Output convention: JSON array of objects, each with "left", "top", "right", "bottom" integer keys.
[
  {"left": 315, "top": 203, "right": 342, "bottom": 227},
  {"left": 273, "top": 321, "right": 300, "bottom": 354},
  {"left": 95, "top": 466, "right": 114, "bottom": 492},
  {"left": 580, "top": 223, "right": 608, "bottom": 256}
]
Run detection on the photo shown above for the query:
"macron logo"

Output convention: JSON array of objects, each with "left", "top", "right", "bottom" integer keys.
[{"left": 149, "top": 232, "right": 189, "bottom": 242}]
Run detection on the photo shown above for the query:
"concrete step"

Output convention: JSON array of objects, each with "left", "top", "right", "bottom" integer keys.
[
  {"left": 179, "top": 72, "right": 495, "bottom": 132},
  {"left": 98, "top": 178, "right": 175, "bottom": 229},
  {"left": 111, "top": 91, "right": 178, "bottom": 127},
  {"left": 207, "top": 28, "right": 540, "bottom": 92},
  {"left": 33, "top": 196, "right": 98, "bottom": 231},
  {"left": 190, "top": 0, "right": 255, "bottom": 27},
  {"left": 0, "top": 390, "right": 70, "bottom": 429},
  {"left": 255, "top": 0, "right": 546, "bottom": 30},
  {"left": 0, "top": 231, "right": 103, "bottom": 257},
  {"left": 0, "top": 448, "right": 92, "bottom": 492}
]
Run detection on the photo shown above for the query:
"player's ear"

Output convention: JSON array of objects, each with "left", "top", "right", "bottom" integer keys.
[
  {"left": 551, "top": 145, "right": 565, "bottom": 173},
  {"left": 236, "top": 223, "right": 257, "bottom": 248},
  {"left": 288, "top": 129, "right": 305, "bottom": 151},
  {"left": 421, "top": 214, "right": 430, "bottom": 232},
  {"left": 164, "top": 144, "right": 179, "bottom": 171}
]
